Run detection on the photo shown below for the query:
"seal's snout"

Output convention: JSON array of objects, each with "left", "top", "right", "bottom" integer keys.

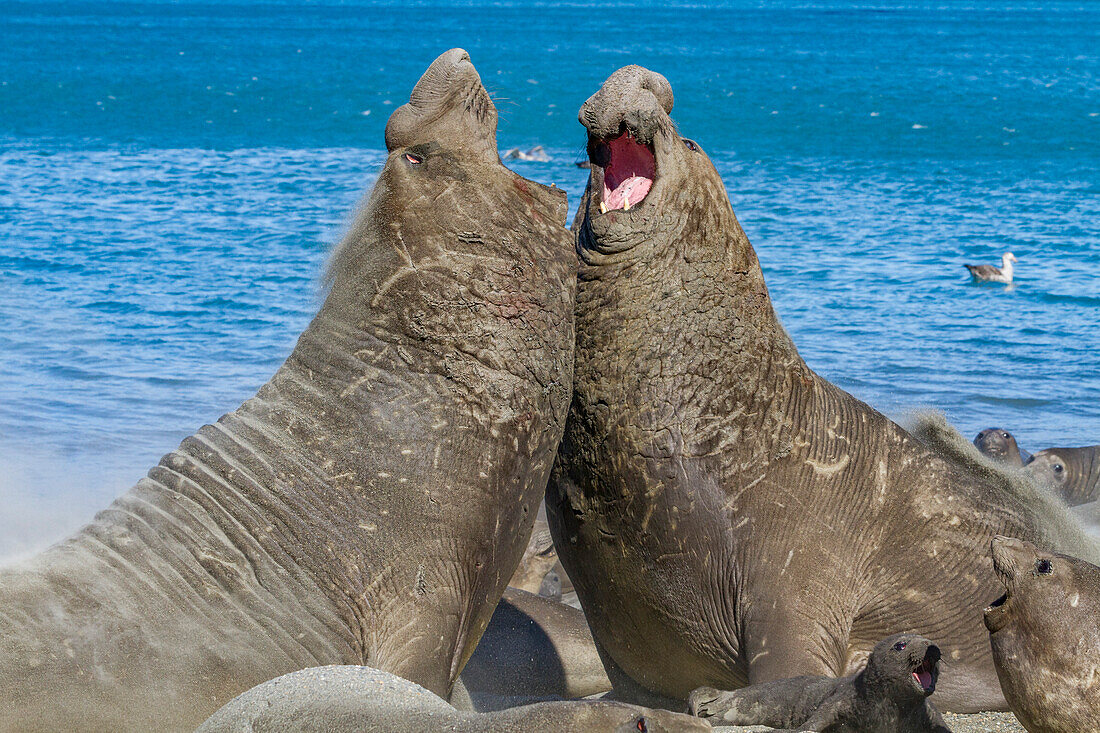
[
  {"left": 384, "top": 48, "right": 495, "bottom": 155},
  {"left": 910, "top": 643, "right": 940, "bottom": 695}
]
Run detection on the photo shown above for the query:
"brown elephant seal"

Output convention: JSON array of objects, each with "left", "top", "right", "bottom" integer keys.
[
  {"left": 546, "top": 64, "right": 1098, "bottom": 714},
  {"left": 196, "top": 665, "right": 708, "bottom": 733},
  {"left": 984, "top": 536, "right": 1100, "bottom": 733},
  {"left": 452, "top": 587, "right": 611, "bottom": 711},
  {"left": 689, "top": 633, "right": 950, "bottom": 732},
  {"left": 974, "top": 428, "right": 1027, "bottom": 468},
  {"left": 1024, "top": 446, "right": 1100, "bottom": 506},
  {"left": 0, "top": 49, "right": 575, "bottom": 732}
]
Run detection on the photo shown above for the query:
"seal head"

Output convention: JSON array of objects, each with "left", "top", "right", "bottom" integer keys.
[
  {"left": 984, "top": 536, "right": 1100, "bottom": 732},
  {"left": 1024, "top": 447, "right": 1100, "bottom": 507},
  {"left": 863, "top": 633, "right": 941, "bottom": 700},
  {"left": 974, "top": 428, "right": 1026, "bottom": 467}
]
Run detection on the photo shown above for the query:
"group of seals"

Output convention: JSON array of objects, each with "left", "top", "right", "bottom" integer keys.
[
  {"left": 545, "top": 63, "right": 1096, "bottom": 714},
  {"left": 973, "top": 428, "right": 1100, "bottom": 507},
  {"left": 8, "top": 50, "right": 1100, "bottom": 732},
  {"left": 984, "top": 536, "right": 1100, "bottom": 733},
  {"left": 689, "top": 633, "right": 950, "bottom": 732},
  {"left": 0, "top": 49, "right": 581, "bottom": 731}
]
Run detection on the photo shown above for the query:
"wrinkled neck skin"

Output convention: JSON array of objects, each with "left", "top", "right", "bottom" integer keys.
[
  {"left": 0, "top": 114, "right": 573, "bottom": 732},
  {"left": 571, "top": 129, "right": 807, "bottom": 464}
]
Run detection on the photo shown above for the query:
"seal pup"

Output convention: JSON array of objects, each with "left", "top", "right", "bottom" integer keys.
[
  {"left": 1024, "top": 446, "right": 1100, "bottom": 506},
  {"left": 453, "top": 587, "right": 611, "bottom": 711},
  {"left": 0, "top": 49, "right": 576, "bottom": 732},
  {"left": 547, "top": 64, "right": 1097, "bottom": 714},
  {"left": 984, "top": 536, "right": 1100, "bottom": 732},
  {"left": 964, "top": 252, "right": 1017, "bottom": 283},
  {"left": 974, "top": 428, "right": 1027, "bottom": 468},
  {"left": 689, "top": 633, "right": 950, "bottom": 732},
  {"left": 196, "top": 665, "right": 708, "bottom": 733}
]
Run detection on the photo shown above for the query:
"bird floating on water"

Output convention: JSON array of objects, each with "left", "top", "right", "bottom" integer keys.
[{"left": 964, "top": 252, "right": 1017, "bottom": 284}]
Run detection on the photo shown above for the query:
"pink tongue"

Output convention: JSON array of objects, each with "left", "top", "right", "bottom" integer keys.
[
  {"left": 915, "top": 670, "right": 932, "bottom": 688},
  {"left": 602, "top": 133, "right": 655, "bottom": 210}
]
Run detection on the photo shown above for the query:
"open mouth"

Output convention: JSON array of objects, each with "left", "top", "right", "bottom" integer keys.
[
  {"left": 594, "top": 131, "right": 655, "bottom": 213},
  {"left": 911, "top": 652, "right": 938, "bottom": 694}
]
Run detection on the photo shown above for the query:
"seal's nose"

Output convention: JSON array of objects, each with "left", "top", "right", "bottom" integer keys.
[{"left": 579, "top": 65, "right": 674, "bottom": 144}]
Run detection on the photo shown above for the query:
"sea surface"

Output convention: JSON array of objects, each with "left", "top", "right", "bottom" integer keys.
[{"left": 1, "top": 0, "right": 1098, "bottom": 556}]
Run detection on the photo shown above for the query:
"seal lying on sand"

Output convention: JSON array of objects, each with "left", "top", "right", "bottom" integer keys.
[
  {"left": 689, "top": 633, "right": 950, "bottom": 732},
  {"left": 547, "top": 64, "right": 1097, "bottom": 713},
  {"left": 0, "top": 49, "right": 576, "bottom": 732},
  {"left": 984, "top": 536, "right": 1100, "bottom": 733},
  {"left": 453, "top": 588, "right": 611, "bottom": 711},
  {"left": 1024, "top": 446, "right": 1100, "bottom": 506},
  {"left": 974, "top": 428, "right": 1027, "bottom": 468},
  {"left": 196, "top": 665, "right": 709, "bottom": 733}
]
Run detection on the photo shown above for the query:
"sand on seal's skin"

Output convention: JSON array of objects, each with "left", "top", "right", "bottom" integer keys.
[{"left": 709, "top": 711, "right": 1025, "bottom": 732}]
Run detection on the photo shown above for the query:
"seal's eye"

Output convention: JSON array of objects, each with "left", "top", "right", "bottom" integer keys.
[
  {"left": 683, "top": 138, "right": 698, "bottom": 152},
  {"left": 636, "top": 717, "right": 647, "bottom": 732},
  {"left": 1001, "top": 432, "right": 1010, "bottom": 439},
  {"left": 893, "top": 641, "right": 907, "bottom": 651},
  {"left": 1053, "top": 464, "right": 1064, "bottom": 474},
  {"left": 405, "top": 153, "right": 423, "bottom": 165},
  {"left": 1036, "top": 559, "right": 1054, "bottom": 575}
]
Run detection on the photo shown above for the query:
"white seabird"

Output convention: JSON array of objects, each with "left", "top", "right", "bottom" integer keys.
[{"left": 964, "top": 252, "right": 1017, "bottom": 284}]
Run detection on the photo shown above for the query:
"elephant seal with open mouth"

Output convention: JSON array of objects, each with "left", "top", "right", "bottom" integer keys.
[
  {"left": 1024, "top": 445, "right": 1100, "bottom": 506},
  {"left": 689, "top": 633, "right": 950, "bottom": 732},
  {"left": 0, "top": 49, "right": 575, "bottom": 732},
  {"left": 546, "top": 63, "right": 1097, "bottom": 714},
  {"left": 984, "top": 536, "right": 1100, "bottom": 733}
]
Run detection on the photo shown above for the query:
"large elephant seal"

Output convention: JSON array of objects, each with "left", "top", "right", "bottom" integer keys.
[
  {"left": 984, "top": 536, "right": 1100, "bottom": 733},
  {"left": 453, "top": 587, "right": 611, "bottom": 711},
  {"left": 546, "top": 64, "right": 1097, "bottom": 713},
  {"left": 0, "top": 49, "right": 576, "bottom": 732},
  {"left": 195, "top": 665, "right": 708, "bottom": 733},
  {"left": 1024, "top": 446, "right": 1100, "bottom": 506},
  {"left": 689, "top": 633, "right": 950, "bottom": 732},
  {"left": 974, "top": 428, "right": 1027, "bottom": 468}
]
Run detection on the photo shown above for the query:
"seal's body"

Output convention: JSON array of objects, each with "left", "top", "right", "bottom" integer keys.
[
  {"left": 196, "top": 666, "right": 708, "bottom": 733},
  {"left": 985, "top": 537, "right": 1100, "bottom": 733},
  {"left": 0, "top": 49, "right": 575, "bottom": 732},
  {"left": 689, "top": 634, "right": 950, "bottom": 733},
  {"left": 547, "top": 64, "right": 1096, "bottom": 713}
]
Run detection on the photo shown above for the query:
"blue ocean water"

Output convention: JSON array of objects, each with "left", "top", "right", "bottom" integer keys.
[{"left": 1, "top": 0, "right": 1098, "bottom": 555}]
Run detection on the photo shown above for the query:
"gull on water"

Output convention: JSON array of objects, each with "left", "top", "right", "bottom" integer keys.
[{"left": 964, "top": 252, "right": 1017, "bottom": 284}]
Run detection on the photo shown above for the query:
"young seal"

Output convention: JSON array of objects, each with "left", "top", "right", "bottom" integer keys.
[
  {"left": 196, "top": 665, "right": 707, "bottom": 733},
  {"left": 546, "top": 64, "right": 1097, "bottom": 714},
  {"left": 964, "top": 252, "right": 1017, "bottom": 283},
  {"left": 689, "top": 633, "right": 950, "bottom": 732},
  {"left": 0, "top": 49, "right": 575, "bottom": 732},
  {"left": 984, "top": 536, "right": 1100, "bottom": 733},
  {"left": 1024, "top": 446, "right": 1100, "bottom": 506},
  {"left": 974, "top": 428, "right": 1027, "bottom": 468}
]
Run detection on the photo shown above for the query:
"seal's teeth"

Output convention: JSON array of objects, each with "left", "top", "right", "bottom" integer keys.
[
  {"left": 599, "top": 202, "right": 608, "bottom": 214},
  {"left": 623, "top": 199, "right": 631, "bottom": 211}
]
